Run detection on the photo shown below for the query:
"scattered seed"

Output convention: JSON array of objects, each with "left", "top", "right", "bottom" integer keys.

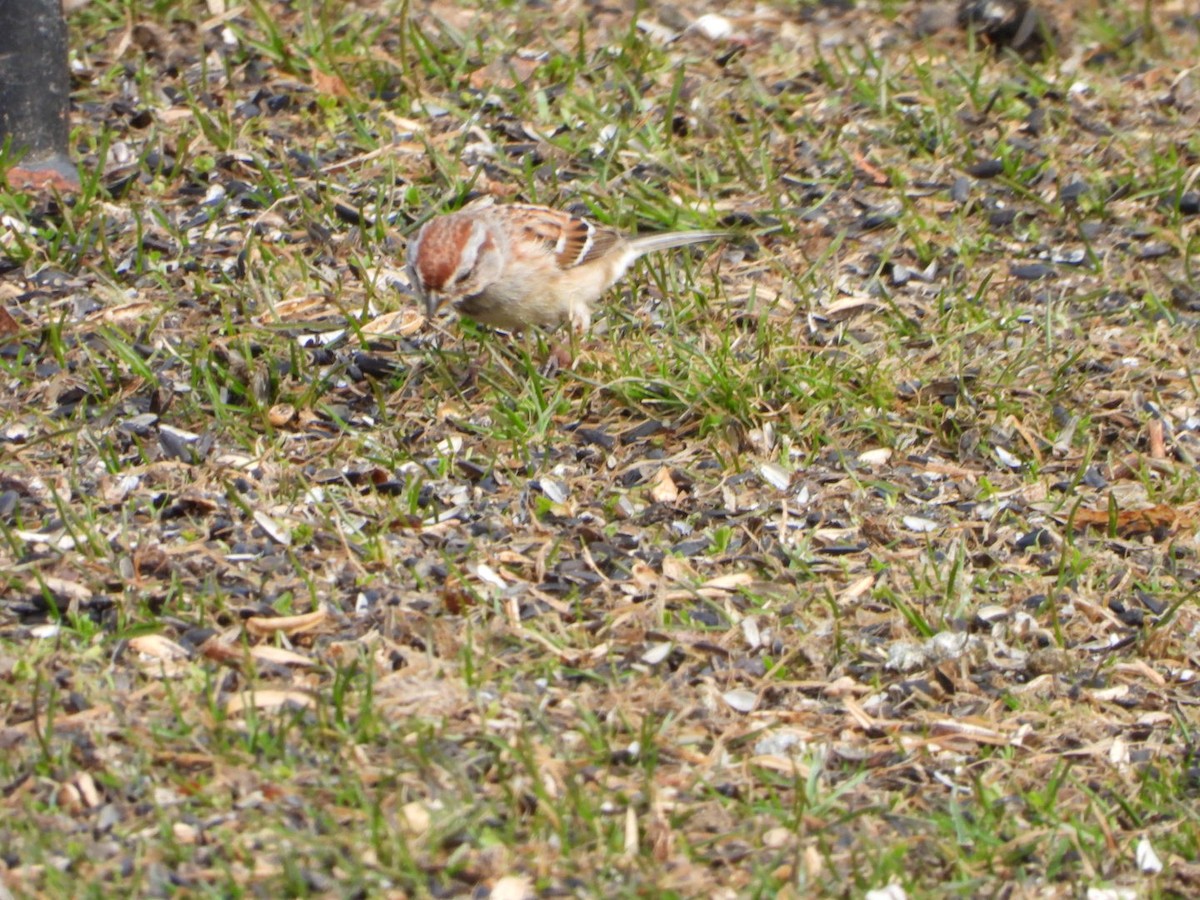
[
  {"left": 1010, "top": 262, "right": 1056, "bottom": 280},
  {"left": 965, "top": 159, "right": 1004, "bottom": 179},
  {"left": 903, "top": 516, "right": 940, "bottom": 533},
  {"left": 722, "top": 689, "right": 758, "bottom": 713}
]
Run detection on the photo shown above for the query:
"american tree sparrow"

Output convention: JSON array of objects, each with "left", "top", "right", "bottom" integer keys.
[{"left": 407, "top": 202, "right": 725, "bottom": 332}]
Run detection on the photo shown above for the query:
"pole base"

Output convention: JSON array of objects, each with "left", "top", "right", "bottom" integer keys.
[
  {"left": 6, "top": 152, "right": 80, "bottom": 193},
  {"left": 0, "top": 0, "right": 77, "bottom": 194}
]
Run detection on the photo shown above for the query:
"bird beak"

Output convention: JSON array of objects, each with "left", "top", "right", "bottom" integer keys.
[
  {"left": 410, "top": 277, "right": 440, "bottom": 319},
  {"left": 423, "top": 291, "right": 442, "bottom": 319},
  {"left": 408, "top": 260, "right": 441, "bottom": 319}
]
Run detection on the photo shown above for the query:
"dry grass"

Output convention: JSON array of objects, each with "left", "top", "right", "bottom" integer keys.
[{"left": 2, "top": 0, "right": 1200, "bottom": 896}]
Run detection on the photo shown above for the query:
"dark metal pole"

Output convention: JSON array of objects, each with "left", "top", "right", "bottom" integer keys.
[{"left": 0, "top": 0, "right": 79, "bottom": 191}]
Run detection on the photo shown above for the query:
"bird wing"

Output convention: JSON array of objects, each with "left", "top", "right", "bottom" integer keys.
[{"left": 501, "top": 205, "right": 623, "bottom": 270}]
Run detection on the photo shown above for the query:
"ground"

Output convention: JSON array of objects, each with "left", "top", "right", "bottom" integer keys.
[{"left": 2, "top": 0, "right": 1200, "bottom": 897}]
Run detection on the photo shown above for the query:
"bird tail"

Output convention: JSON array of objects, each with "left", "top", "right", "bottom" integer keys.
[{"left": 627, "top": 230, "right": 727, "bottom": 257}]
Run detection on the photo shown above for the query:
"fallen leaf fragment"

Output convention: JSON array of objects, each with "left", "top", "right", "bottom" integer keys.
[
  {"left": 399, "top": 800, "right": 432, "bottom": 835},
  {"left": 249, "top": 645, "right": 316, "bottom": 667},
  {"left": 722, "top": 688, "right": 758, "bottom": 713},
  {"left": 803, "top": 844, "right": 823, "bottom": 880},
  {"left": 641, "top": 642, "right": 673, "bottom": 665},
  {"left": 647, "top": 803, "right": 673, "bottom": 861},
  {"left": 623, "top": 805, "right": 638, "bottom": 858},
  {"left": 253, "top": 510, "right": 292, "bottom": 546},
  {"left": 311, "top": 69, "right": 350, "bottom": 98},
  {"left": 360, "top": 308, "right": 425, "bottom": 337},
  {"left": 474, "top": 563, "right": 507, "bottom": 589},
  {"left": 748, "top": 754, "right": 810, "bottom": 776},
  {"left": 25, "top": 575, "right": 92, "bottom": 604},
  {"left": 12, "top": 529, "right": 76, "bottom": 551},
  {"left": 0, "top": 306, "right": 19, "bottom": 337},
  {"left": 57, "top": 781, "right": 84, "bottom": 813},
  {"left": 1065, "top": 503, "right": 1193, "bottom": 538},
  {"left": 661, "top": 556, "right": 695, "bottom": 582},
  {"left": 822, "top": 295, "right": 882, "bottom": 320},
  {"left": 258, "top": 295, "right": 337, "bottom": 322},
  {"left": 854, "top": 151, "right": 890, "bottom": 185},
  {"left": 650, "top": 467, "right": 679, "bottom": 503},
  {"left": 759, "top": 462, "right": 790, "bottom": 490},
  {"left": 128, "top": 634, "right": 191, "bottom": 661},
  {"left": 902, "top": 515, "right": 940, "bottom": 533},
  {"left": 245, "top": 606, "right": 329, "bottom": 638},
  {"left": 858, "top": 447, "right": 892, "bottom": 466},
  {"left": 225, "top": 689, "right": 314, "bottom": 715},
  {"left": 762, "top": 827, "right": 791, "bottom": 849},
  {"left": 993, "top": 446, "right": 1023, "bottom": 468},
  {"left": 58, "top": 771, "right": 103, "bottom": 812},
  {"left": 1148, "top": 418, "right": 1167, "bottom": 459},
  {"left": 200, "top": 636, "right": 244, "bottom": 664},
  {"left": 1110, "top": 736, "right": 1130, "bottom": 766},
  {"left": 468, "top": 54, "right": 542, "bottom": 91},
  {"left": 152, "top": 751, "right": 215, "bottom": 769},
  {"left": 86, "top": 302, "right": 159, "bottom": 325},
  {"left": 701, "top": 572, "right": 753, "bottom": 591},
  {"left": 929, "top": 719, "right": 1009, "bottom": 746},
  {"left": 1136, "top": 837, "right": 1163, "bottom": 874},
  {"left": 267, "top": 404, "right": 296, "bottom": 427},
  {"left": 76, "top": 771, "right": 102, "bottom": 807},
  {"left": 691, "top": 13, "right": 733, "bottom": 41},
  {"left": 1085, "top": 889, "right": 1137, "bottom": 900},
  {"left": 839, "top": 573, "right": 875, "bottom": 604}
]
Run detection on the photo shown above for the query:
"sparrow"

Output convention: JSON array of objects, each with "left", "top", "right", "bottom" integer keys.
[{"left": 407, "top": 201, "right": 725, "bottom": 333}]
